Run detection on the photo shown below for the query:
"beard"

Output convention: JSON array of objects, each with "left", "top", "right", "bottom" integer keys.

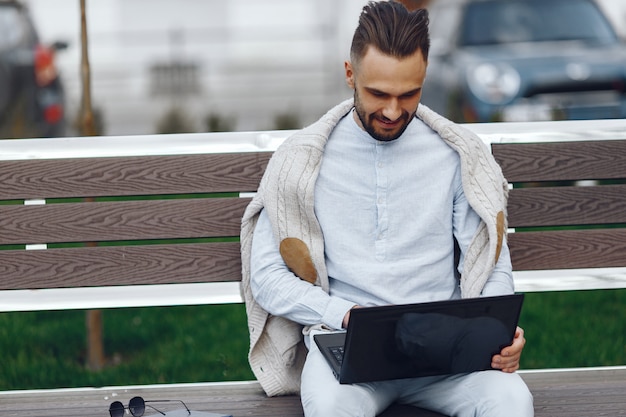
[{"left": 353, "top": 89, "right": 416, "bottom": 142}]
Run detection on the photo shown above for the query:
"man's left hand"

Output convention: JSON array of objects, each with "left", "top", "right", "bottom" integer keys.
[{"left": 491, "top": 326, "right": 525, "bottom": 373}]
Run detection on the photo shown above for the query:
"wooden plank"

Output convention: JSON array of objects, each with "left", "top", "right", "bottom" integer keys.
[
  {"left": 0, "top": 242, "right": 242, "bottom": 290},
  {"left": 520, "top": 368, "right": 626, "bottom": 417},
  {"left": 0, "top": 153, "right": 271, "bottom": 200},
  {"left": 1, "top": 368, "right": 625, "bottom": 417},
  {"left": 0, "top": 382, "right": 302, "bottom": 417},
  {"left": 0, "top": 382, "right": 449, "bottom": 417},
  {"left": 508, "top": 229, "right": 626, "bottom": 270},
  {"left": 0, "top": 198, "right": 249, "bottom": 245},
  {"left": 507, "top": 184, "right": 626, "bottom": 228},
  {"left": 492, "top": 140, "right": 626, "bottom": 183}
]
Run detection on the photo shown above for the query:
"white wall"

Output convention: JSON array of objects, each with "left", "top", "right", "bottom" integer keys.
[{"left": 25, "top": 0, "right": 368, "bottom": 135}]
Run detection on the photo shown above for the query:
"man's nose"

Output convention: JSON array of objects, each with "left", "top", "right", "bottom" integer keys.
[{"left": 382, "top": 98, "right": 402, "bottom": 121}]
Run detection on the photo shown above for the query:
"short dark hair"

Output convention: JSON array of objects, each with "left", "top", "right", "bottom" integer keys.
[{"left": 350, "top": 1, "right": 430, "bottom": 66}]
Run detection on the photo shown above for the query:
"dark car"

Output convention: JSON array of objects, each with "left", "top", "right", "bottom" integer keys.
[
  {"left": 0, "top": 0, "right": 66, "bottom": 138},
  {"left": 421, "top": 0, "right": 626, "bottom": 123}
]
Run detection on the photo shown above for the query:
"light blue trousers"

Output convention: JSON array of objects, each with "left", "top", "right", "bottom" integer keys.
[{"left": 301, "top": 331, "right": 534, "bottom": 417}]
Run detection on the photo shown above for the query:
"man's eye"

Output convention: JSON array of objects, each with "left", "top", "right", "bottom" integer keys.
[{"left": 401, "top": 91, "right": 419, "bottom": 99}]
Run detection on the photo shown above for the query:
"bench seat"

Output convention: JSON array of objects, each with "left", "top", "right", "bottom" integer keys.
[{"left": 1, "top": 367, "right": 624, "bottom": 417}]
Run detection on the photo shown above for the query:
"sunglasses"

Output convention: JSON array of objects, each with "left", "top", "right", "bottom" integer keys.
[{"left": 109, "top": 396, "right": 190, "bottom": 417}]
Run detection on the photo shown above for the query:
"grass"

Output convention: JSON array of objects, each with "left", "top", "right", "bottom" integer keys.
[
  {"left": 0, "top": 290, "right": 624, "bottom": 390},
  {"left": 518, "top": 289, "right": 625, "bottom": 369},
  {"left": 0, "top": 304, "right": 254, "bottom": 390}
]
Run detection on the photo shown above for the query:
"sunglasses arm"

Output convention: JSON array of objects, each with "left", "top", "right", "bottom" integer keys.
[
  {"left": 145, "top": 404, "right": 166, "bottom": 416},
  {"left": 147, "top": 399, "right": 190, "bottom": 415}
]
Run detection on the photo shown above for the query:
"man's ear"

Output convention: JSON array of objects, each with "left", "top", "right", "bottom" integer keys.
[{"left": 345, "top": 60, "right": 355, "bottom": 89}]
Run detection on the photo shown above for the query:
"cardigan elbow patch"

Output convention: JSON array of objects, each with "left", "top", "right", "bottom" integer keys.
[
  {"left": 279, "top": 237, "right": 318, "bottom": 284},
  {"left": 495, "top": 210, "right": 505, "bottom": 264}
]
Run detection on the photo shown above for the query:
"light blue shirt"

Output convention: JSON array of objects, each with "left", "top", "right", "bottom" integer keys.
[{"left": 250, "top": 110, "right": 513, "bottom": 330}]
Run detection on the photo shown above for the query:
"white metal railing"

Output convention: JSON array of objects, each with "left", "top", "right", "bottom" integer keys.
[{"left": 2, "top": 118, "right": 626, "bottom": 162}]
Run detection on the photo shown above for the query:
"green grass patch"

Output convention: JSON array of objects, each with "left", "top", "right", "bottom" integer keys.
[
  {"left": 0, "top": 304, "right": 254, "bottom": 390},
  {"left": 0, "top": 290, "right": 624, "bottom": 390},
  {"left": 518, "top": 289, "right": 626, "bottom": 369}
]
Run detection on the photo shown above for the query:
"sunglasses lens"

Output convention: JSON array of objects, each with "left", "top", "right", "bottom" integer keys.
[
  {"left": 129, "top": 396, "right": 146, "bottom": 417},
  {"left": 109, "top": 401, "right": 125, "bottom": 417}
]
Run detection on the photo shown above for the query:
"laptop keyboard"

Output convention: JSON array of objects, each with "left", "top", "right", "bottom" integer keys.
[{"left": 329, "top": 346, "right": 344, "bottom": 365}]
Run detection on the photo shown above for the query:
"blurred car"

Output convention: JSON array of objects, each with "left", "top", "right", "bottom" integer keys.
[
  {"left": 0, "top": 0, "right": 66, "bottom": 138},
  {"left": 421, "top": 0, "right": 626, "bottom": 122}
]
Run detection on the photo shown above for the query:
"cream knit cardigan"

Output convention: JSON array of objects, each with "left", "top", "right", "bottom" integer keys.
[{"left": 240, "top": 99, "right": 509, "bottom": 396}]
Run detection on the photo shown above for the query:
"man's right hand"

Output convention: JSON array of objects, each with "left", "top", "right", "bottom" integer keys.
[{"left": 342, "top": 305, "right": 360, "bottom": 329}]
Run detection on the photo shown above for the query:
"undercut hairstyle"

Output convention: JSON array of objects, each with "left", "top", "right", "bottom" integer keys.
[{"left": 350, "top": 1, "right": 430, "bottom": 67}]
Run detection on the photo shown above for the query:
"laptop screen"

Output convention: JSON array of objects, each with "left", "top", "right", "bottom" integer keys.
[{"left": 331, "top": 294, "right": 524, "bottom": 383}]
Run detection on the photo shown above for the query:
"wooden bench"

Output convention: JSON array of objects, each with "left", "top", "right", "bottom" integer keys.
[{"left": 0, "top": 119, "right": 625, "bottom": 417}]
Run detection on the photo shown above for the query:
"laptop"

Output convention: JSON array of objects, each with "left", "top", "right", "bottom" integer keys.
[{"left": 314, "top": 294, "right": 524, "bottom": 384}]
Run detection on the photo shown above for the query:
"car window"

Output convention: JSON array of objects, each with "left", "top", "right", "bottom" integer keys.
[
  {"left": 460, "top": 0, "right": 618, "bottom": 46},
  {"left": 0, "top": 5, "right": 27, "bottom": 51}
]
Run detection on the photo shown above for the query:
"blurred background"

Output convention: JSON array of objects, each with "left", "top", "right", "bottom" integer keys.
[
  {"left": 2, "top": 0, "right": 626, "bottom": 138},
  {"left": 4, "top": 0, "right": 365, "bottom": 137}
]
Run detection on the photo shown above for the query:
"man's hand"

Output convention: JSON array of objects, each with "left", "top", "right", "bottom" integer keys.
[
  {"left": 491, "top": 326, "right": 526, "bottom": 373},
  {"left": 342, "top": 305, "right": 360, "bottom": 329}
]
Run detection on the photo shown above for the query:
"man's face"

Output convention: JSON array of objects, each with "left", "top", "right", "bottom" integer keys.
[{"left": 345, "top": 46, "right": 427, "bottom": 142}]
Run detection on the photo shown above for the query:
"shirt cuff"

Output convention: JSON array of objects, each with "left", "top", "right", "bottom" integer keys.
[{"left": 321, "top": 296, "right": 357, "bottom": 330}]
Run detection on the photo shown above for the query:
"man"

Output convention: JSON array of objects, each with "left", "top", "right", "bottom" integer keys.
[{"left": 240, "top": 2, "right": 533, "bottom": 416}]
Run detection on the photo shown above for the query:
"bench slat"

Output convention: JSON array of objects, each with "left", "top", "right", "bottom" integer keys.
[
  {"left": 507, "top": 184, "right": 626, "bottom": 227},
  {"left": 520, "top": 367, "right": 626, "bottom": 416},
  {"left": 508, "top": 229, "right": 626, "bottom": 270},
  {"left": 0, "top": 242, "right": 242, "bottom": 290},
  {"left": 1, "top": 367, "right": 625, "bottom": 417},
  {"left": 0, "top": 198, "right": 249, "bottom": 245},
  {"left": 0, "top": 381, "right": 304, "bottom": 417},
  {"left": 492, "top": 140, "right": 626, "bottom": 182},
  {"left": 0, "top": 153, "right": 271, "bottom": 200}
]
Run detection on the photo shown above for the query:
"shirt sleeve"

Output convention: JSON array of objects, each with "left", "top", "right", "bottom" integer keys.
[
  {"left": 249, "top": 209, "right": 355, "bottom": 330},
  {"left": 480, "top": 239, "right": 515, "bottom": 296}
]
